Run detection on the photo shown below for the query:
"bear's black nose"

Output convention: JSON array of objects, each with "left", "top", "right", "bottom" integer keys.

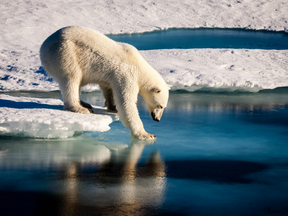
[{"left": 151, "top": 112, "right": 160, "bottom": 122}]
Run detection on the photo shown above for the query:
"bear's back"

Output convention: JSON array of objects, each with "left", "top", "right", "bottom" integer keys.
[
  {"left": 41, "top": 26, "right": 117, "bottom": 55},
  {"left": 40, "top": 26, "right": 148, "bottom": 83}
]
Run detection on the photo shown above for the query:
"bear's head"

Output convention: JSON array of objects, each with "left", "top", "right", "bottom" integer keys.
[{"left": 141, "top": 85, "right": 169, "bottom": 122}]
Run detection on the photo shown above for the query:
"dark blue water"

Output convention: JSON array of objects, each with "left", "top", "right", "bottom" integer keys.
[
  {"left": 1, "top": 90, "right": 288, "bottom": 215},
  {"left": 107, "top": 28, "right": 288, "bottom": 50}
]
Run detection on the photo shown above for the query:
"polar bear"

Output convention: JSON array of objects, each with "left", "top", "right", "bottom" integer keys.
[{"left": 40, "top": 26, "right": 169, "bottom": 140}]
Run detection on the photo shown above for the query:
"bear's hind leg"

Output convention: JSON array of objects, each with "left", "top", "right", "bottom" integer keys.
[
  {"left": 60, "top": 79, "right": 92, "bottom": 114},
  {"left": 100, "top": 85, "right": 117, "bottom": 113},
  {"left": 80, "top": 100, "right": 93, "bottom": 110},
  {"left": 80, "top": 100, "right": 94, "bottom": 113}
]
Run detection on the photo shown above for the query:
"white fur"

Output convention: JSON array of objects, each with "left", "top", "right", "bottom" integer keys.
[{"left": 40, "top": 26, "right": 169, "bottom": 140}]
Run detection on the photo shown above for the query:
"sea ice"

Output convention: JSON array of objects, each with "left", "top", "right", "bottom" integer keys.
[
  {"left": 142, "top": 49, "right": 288, "bottom": 92},
  {"left": 1, "top": 0, "right": 287, "bottom": 54},
  {"left": 0, "top": 95, "right": 114, "bottom": 138},
  {"left": 2, "top": 49, "right": 287, "bottom": 93},
  {"left": 0, "top": 0, "right": 287, "bottom": 92}
]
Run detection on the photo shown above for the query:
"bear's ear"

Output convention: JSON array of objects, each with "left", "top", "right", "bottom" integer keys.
[{"left": 151, "top": 87, "right": 161, "bottom": 93}]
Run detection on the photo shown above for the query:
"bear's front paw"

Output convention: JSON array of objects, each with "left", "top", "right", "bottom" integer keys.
[
  {"left": 146, "top": 133, "right": 156, "bottom": 140},
  {"left": 133, "top": 132, "right": 156, "bottom": 140},
  {"left": 65, "top": 106, "right": 92, "bottom": 114}
]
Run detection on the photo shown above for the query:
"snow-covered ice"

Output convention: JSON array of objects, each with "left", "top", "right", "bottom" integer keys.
[
  {"left": 143, "top": 49, "right": 288, "bottom": 92},
  {"left": 1, "top": 48, "right": 288, "bottom": 93},
  {"left": 1, "top": 0, "right": 287, "bottom": 53},
  {"left": 0, "top": 94, "right": 114, "bottom": 138},
  {"left": 0, "top": 0, "right": 287, "bottom": 137},
  {"left": 0, "top": 0, "right": 287, "bottom": 92}
]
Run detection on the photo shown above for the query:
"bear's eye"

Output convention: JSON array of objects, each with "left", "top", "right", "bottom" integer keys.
[
  {"left": 159, "top": 105, "right": 163, "bottom": 109},
  {"left": 151, "top": 87, "right": 161, "bottom": 93}
]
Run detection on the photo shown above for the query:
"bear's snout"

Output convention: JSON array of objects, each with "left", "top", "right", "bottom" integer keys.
[{"left": 151, "top": 112, "right": 160, "bottom": 122}]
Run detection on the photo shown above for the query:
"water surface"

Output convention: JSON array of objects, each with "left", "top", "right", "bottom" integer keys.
[
  {"left": 107, "top": 28, "right": 288, "bottom": 50},
  {"left": 1, "top": 90, "right": 288, "bottom": 215}
]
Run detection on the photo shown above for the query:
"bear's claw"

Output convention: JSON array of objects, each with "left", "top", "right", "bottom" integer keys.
[
  {"left": 134, "top": 132, "right": 156, "bottom": 140},
  {"left": 80, "top": 100, "right": 93, "bottom": 109}
]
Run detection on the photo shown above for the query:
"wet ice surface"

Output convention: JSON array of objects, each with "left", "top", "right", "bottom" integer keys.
[{"left": 0, "top": 91, "right": 288, "bottom": 215}]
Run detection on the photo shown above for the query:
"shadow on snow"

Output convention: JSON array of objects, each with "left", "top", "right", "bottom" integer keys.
[{"left": 0, "top": 99, "right": 62, "bottom": 110}]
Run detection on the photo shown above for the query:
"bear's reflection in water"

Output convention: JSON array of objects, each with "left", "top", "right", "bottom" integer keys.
[{"left": 53, "top": 140, "right": 166, "bottom": 216}]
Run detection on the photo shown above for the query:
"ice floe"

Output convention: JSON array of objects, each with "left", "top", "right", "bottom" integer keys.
[
  {"left": 0, "top": 94, "right": 114, "bottom": 138},
  {"left": 142, "top": 49, "right": 288, "bottom": 92}
]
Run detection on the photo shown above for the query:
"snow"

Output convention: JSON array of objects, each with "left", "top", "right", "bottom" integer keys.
[
  {"left": 0, "top": 0, "right": 287, "bottom": 92},
  {"left": 1, "top": 0, "right": 287, "bottom": 53},
  {"left": 0, "top": 94, "right": 114, "bottom": 138},
  {"left": 2, "top": 48, "right": 287, "bottom": 93},
  {"left": 142, "top": 49, "right": 288, "bottom": 92},
  {"left": 0, "top": 0, "right": 287, "bottom": 137}
]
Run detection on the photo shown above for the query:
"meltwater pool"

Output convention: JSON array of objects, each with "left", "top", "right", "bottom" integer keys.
[
  {"left": 107, "top": 28, "right": 288, "bottom": 50},
  {"left": 0, "top": 90, "right": 288, "bottom": 215}
]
